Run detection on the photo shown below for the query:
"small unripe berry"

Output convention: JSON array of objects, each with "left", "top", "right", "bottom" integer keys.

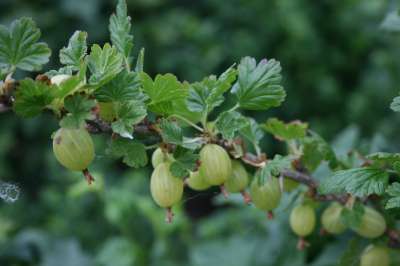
[
  {"left": 186, "top": 171, "right": 211, "bottom": 191},
  {"left": 199, "top": 144, "right": 232, "bottom": 185},
  {"left": 250, "top": 176, "right": 281, "bottom": 211},
  {"left": 98, "top": 102, "right": 116, "bottom": 122},
  {"left": 321, "top": 203, "right": 347, "bottom": 234},
  {"left": 290, "top": 204, "right": 316, "bottom": 237},
  {"left": 225, "top": 160, "right": 249, "bottom": 193},
  {"left": 352, "top": 206, "right": 386, "bottom": 239},
  {"left": 52, "top": 127, "right": 95, "bottom": 171},
  {"left": 150, "top": 162, "right": 183, "bottom": 208},
  {"left": 151, "top": 148, "right": 172, "bottom": 168},
  {"left": 51, "top": 74, "right": 71, "bottom": 85},
  {"left": 360, "top": 245, "right": 390, "bottom": 266}
]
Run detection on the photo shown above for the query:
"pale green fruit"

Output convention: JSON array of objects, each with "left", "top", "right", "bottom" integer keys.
[
  {"left": 250, "top": 177, "right": 281, "bottom": 211},
  {"left": 290, "top": 204, "right": 316, "bottom": 237},
  {"left": 225, "top": 160, "right": 249, "bottom": 193},
  {"left": 352, "top": 206, "right": 386, "bottom": 239},
  {"left": 360, "top": 245, "right": 390, "bottom": 266},
  {"left": 199, "top": 144, "right": 232, "bottom": 185},
  {"left": 51, "top": 74, "right": 71, "bottom": 85},
  {"left": 283, "top": 178, "right": 299, "bottom": 192},
  {"left": 150, "top": 163, "right": 183, "bottom": 208},
  {"left": 98, "top": 102, "right": 116, "bottom": 122},
  {"left": 53, "top": 127, "right": 95, "bottom": 171},
  {"left": 186, "top": 171, "right": 211, "bottom": 191},
  {"left": 321, "top": 203, "right": 347, "bottom": 234}
]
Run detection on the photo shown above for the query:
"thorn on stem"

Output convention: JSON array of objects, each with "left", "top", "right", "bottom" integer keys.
[
  {"left": 240, "top": 190, "right": 252, "bottom": 205},
  {"left": 165, "top": 207, "right": 174, "bottom": 223},
  {"left": 220, "top": 185, "right": 229, "bottom": 199},
  {"left": 267, "top": 211, "right": 274, "bottom": 220},
  {"left": 319, "top": 228, "right": 328, "bottom": 236},
  {"left": 82, "top": 169, "right": 95, "bottom": 185}
]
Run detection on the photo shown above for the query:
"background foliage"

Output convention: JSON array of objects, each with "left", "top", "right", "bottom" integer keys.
[{"left": 1, "top": 0, "right": 400, "bottom": 265}]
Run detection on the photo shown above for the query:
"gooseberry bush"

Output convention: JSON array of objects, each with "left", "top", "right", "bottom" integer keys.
[{"left": 0, "top": 0, "right": 399, "bottom": 264}]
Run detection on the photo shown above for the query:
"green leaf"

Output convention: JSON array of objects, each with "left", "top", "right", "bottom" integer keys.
[
  {"left": 258, "top": 155, "right": 293, "bottom": 184},
  {"left": 60, "top": 95, "right": 96, "bottom": 129},
  {"left": 159, "top": 119, "right": 183, "bottom": 145},
  {"left": 111, "top": 101, "right": 146, "bottom": 139},
  {"left": 135, "top": 48, "right": 144, "bottom": 72},
  {"left": 141, "top": 73, "right": 186, "bottom": 115},
  {"left": 0, "top": 17, "right": 51, "bottom": 71},
  {"left": 240, "top": 117, "right": 264, "bottom": 146},
  {"left": 107, "top": 138, "right": 147, "bottom": 168},
  {"left": 187, "top": 66, "right": 237, "bottom": 115},
  {"left": 232, "top": 57, "right": 285, "bottom": 110},
  {"left": 319, "top": 167, "right": 389, "bottom": 197},
  {"left": 386, "top": 182, "right": 400, "bottom": 209},
  {"left": 336, "top": 238, "right": 362, "bottom": 266},
  {"left": 390, "top": 96, "right": 400, "bottom": 112},
  {"left": 367, "top": 152, "right": 400, "bottom": 164},
  {"left": 54, "top": 75, "right": 85, "bottom": 99},
  {"left": 300, "top": 132, "right": 337, "bottom": 171},
  {"left": 340, "top": 203, "right": 364, "bottom": 228},
  {"left": 59, "top": 31, "right": 87, "bottom": 71},
  {"left": 95, "top": 70, "right": 145, "bottom": 103},
  {"left": 215, "top": 111, "right": 248, "bottom": 140},
  {"left": 88, "top": 43, "right": 123, "bottom": 87},
  {"left": 13, "top": 79, "right": 55, "bottom": 117},
  {"left": 170, "top": 147, "right": 199, "bottom": 178},
  {"left": 263, "top": 118, "right": 308, "bottom": 140},
  {"left": 366, "top": 152, "right": 400, "bottom": 170},
  {"left": 109, "top": 0, "right": 134, "bottom": 64},
  {"left": 45, "top": 66, "right": 74, "bottom": 78}
]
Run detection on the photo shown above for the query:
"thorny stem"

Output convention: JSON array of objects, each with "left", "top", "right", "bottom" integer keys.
[
  {"left": 2, "top": 75, "right": 400, "bottom": 248},
  {"left": 267, "top": 211, "right": 274, "bottom": 220}
]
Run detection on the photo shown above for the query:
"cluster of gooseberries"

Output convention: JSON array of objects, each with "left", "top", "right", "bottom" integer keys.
[{"left": 51, "top": 119, "right": 392, "bottom": 265}]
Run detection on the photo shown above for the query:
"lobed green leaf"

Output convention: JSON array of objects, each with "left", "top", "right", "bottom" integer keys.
[
  {"left": 0, "top": 18, "right": 51, "bottom": 72},
  {"left": 232, "top": 57, "right": 285, "bottom": 110},
  {"left": 263, "top": 118, "right": 308, "bottom": 141},
  {"left": 319, "top": 167, "right": 389, "bottom": 197},
  {"left": 13, "top": 79, "right": 55, "bottom": 117},
  {"left": 59, "top": 31, "right": 87, "bottom": 71},
  {"left": 88, "top": 43, "right": 123, "bottom": 87},
  {"left": 109, "top": 0, "right": 134, "bottom": 65}
]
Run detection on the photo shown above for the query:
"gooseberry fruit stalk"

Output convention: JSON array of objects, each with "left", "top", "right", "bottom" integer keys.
[
  {"left": 52, "top": 127, "right": 95, "bottom": 184},
  {"left": 321, "top": 202, "right": 347, "bottom": 234},
  {"left": 150, "top": 162, "right": 184, "bottom": 223},
  {"left": 199, "top": 144, "right": 232, "bottom": 197},
  {"left": 351, "top": 206, "right": 386, "bottom": 239},
  {"left": 360, "top": 245, "right": 390, "bottom": 266},
  {"left": 250, "top": 176, "right": 281, "bottom": 218},
  {"left": 225, "top": 160, "right": 251, "bottom": 204},
  {"left": 290, "top": 204, "right": 316, "bottom": 250}
]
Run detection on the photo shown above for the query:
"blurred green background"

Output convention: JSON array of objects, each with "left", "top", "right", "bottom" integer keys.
[{"left": 1, "top": 0, "right": 400, "bottom": 265}]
